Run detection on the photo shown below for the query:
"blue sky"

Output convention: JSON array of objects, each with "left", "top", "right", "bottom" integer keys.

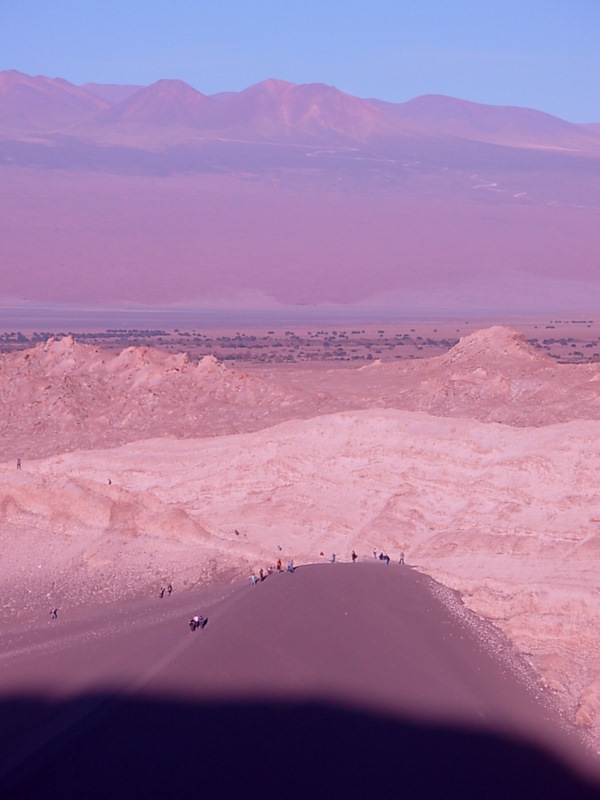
[{"left": 1, "top": 0, "right": 598, "bottom": 122}]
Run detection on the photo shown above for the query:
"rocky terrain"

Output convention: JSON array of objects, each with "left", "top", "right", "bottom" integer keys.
[{"left": 2, "top": 325, "right": 600, "bottom": 746}]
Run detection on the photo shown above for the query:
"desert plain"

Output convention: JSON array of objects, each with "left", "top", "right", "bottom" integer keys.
[{"left": 2, "top": 322, "right": 600, "bottom": 796}]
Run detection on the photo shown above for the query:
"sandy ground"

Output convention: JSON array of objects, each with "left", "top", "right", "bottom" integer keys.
[{"left": 1, "top": 564, "right": 599, "bottom": 798}]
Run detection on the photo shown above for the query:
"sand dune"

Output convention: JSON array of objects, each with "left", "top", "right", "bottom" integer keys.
[
  {"left": 2, "top": 407, "right": 600, "bottom": 736},
  {"left": 1, "top": 565, "right": 598, "bottom": 798},
  {"left": 2, "top": 326, "right": 600, "bottom": 790}
]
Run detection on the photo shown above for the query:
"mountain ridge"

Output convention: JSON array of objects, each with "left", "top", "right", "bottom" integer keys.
[
  {"left": 2, "top": 70, "right": 598, "bottom": 153},
  {"left": 3, "top": 326, "right": 600, "bottom": 461}
]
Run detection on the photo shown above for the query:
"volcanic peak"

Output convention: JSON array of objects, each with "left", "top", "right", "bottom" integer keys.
[
  {"left": 0, "top": 70, "right": 109, "bottom": 130},
  {"left": 96, "top": 78, "right": 211, "bottom": 127}
]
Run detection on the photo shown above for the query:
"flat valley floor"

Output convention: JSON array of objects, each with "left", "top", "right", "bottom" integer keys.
[{"left": 1, "top": 313, "right": 600, "bottom": 365}]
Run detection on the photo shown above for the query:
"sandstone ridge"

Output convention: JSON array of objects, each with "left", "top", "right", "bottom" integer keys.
[{"left": 3, "top": 326, "right": 600, "bottom": 460}]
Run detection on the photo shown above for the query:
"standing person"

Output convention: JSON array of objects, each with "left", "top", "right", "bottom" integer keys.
[
  {"left": 373, "top": 548, "right": 377, "bottom": 559},
  {"left": 287, "top": 560, "right": 294, "bottom": 573},
  {"left": 351, "top": 550, "right": 357, "bottom": 563},
  {"left": 277, "top": 559, "right": 282, "bottom": 572},
  {"left": 399, "top": 552, "right": 405, "bottom": 565},
  {"left": 251, "top": 573, "right": 257, "bottom": 586},
  {"left": 384, "top": 554, "right": 390, "bottom": 565},
  {"left": 50, "top": 608, "right": 57, "bottom": 619},
  {"left": 167, "top": 583, "right": 173, "bottom": 596},
  {"left": 159, "top": 587, "right": 165, "bottom": 598},
  {"left": 259, "top": 568, "right": 264, "bottom": 582},
  {"left": 330, "top": 553, "right": 336, "bottom": 564},
  {"left": 16, "top": 458, "right": 21, "bottom": 470}
]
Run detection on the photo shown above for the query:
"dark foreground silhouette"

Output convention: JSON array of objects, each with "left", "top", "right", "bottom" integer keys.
[{"left": 1, "top": 694, "right": 599, "bottom": 800}]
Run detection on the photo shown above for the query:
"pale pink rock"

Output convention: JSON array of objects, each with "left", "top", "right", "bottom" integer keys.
[{"left": 2, "top": 326, "right": 600, "bottom": 750}]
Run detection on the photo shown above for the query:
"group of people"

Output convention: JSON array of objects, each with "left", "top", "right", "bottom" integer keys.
[
  {"left": 325, "top": 549, "right": 406, "bottom": 565},
  {"left": 159, "top": 583, "right": 173, "bottom": 598},
  {"left": 250, "top": 548, "right": 406, "bottom": 586},
  {"left": 372, "top": 548, "right": 405, "bottom": 565},
  {"left": 251, "top": 559, "right": 294, "bottom": 585},
  {"left": 189, "top": 614, "right": 207, "bottom": 631}
]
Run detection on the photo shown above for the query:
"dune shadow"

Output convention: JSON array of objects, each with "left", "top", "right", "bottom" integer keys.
[{"left": 1, "top": 694, "right": 599, "bottom": 799}]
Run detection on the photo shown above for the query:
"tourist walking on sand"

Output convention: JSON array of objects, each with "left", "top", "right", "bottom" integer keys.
[
  {"left": 50, "top": 608, "right": 57, "bottom": 620},
  {"left": 159, "top": 587, "right": 165, "bottom": 598},
  {"left": 330, "top": 553, "right": 336, "bottom": 564},
  {"left": 167, "top": 583, "right": 173, "bottom": 596},
  {"left": 251, "top": 573, "right": 257, "bottom": 586},
  {"left": 190, "top": 614, "right": 203, "bottom": 631},
  {"left": 287, "top": 560, "right": 294, "bottom": 573},
  {"left": 351, "top": 550, "right": 357, "bottom": 563}
]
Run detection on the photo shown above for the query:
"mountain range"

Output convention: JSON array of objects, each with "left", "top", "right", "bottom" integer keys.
[
  {"left": 1, "top": 70, "right": 600, "bottom": 314},
  {"left": 2, "top": 69, "right": 599, "bottom": 151}
]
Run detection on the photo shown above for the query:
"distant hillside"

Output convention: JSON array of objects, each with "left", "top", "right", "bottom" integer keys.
[{"left": 1, "top": 70, "right": 600, "bottom": 312}]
